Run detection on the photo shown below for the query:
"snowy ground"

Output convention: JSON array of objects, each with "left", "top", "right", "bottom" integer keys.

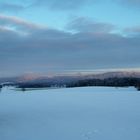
[{"left": 0, "top": 86, "right": 140, "bottom": 140}]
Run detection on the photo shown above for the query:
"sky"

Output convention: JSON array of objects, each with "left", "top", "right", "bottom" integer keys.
[{"left": 0, "top": 0, "right": 140, "bottom": 77}]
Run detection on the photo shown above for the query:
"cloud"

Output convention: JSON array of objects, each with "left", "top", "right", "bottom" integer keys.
[
  {"left": 0, "top": 14, "right": 44, "bottom": 34},
  {"left": 0, "top": 15, "right": 140, "bottom": 77},
  {"left": 124, "top": 26, "right": 140, "bottom": 34},
  {"left": 0, "top": 14, "right": 71, "bottom": 38},
  {"left": 66, "top": 17, "right": 115, "bottom": 33},
  {"left": 122, "top": 26, "right": 140, "bottom": 38}
]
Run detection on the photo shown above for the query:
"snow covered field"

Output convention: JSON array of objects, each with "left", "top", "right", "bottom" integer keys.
[{"left": 0, "top": 87, "right": 140, "bottom": 140}]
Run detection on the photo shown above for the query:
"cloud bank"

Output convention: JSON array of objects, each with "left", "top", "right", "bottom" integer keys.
[{"left": 0, "top": 15, "right": 140, "bottom": 77}]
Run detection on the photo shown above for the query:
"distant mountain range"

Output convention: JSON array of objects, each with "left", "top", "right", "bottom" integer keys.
[{"left": 1, "top": 71, "right": 140, "bottom": 85}]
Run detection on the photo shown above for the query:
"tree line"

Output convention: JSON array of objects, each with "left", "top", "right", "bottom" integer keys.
[{"left": 15, "top": 77, "right": 140, "bottom": 91}]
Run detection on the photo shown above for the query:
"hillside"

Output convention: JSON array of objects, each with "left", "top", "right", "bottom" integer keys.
[{"left": 1, "top": 71, "right": 140, "bottom": 90}]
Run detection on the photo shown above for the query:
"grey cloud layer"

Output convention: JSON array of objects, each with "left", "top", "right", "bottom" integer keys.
[
  {"left": 0, "top": 15, "right": 140, "bottom": 76},
  {"left": 124, "top": 26, "right": 140, "bottom": 35}
]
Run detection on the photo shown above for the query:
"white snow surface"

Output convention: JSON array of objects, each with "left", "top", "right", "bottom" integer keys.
[{"left": 0, "top": 86, "right": 140, "bottom": 140}]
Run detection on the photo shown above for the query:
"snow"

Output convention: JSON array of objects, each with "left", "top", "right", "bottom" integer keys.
[{"left": 0, "top": 86, "right": 140, "bottom": 140}]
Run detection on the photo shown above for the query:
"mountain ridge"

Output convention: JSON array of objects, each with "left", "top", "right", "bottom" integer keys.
[{"left": 1, "top": 71, "right": 140, "bottom": 84}]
